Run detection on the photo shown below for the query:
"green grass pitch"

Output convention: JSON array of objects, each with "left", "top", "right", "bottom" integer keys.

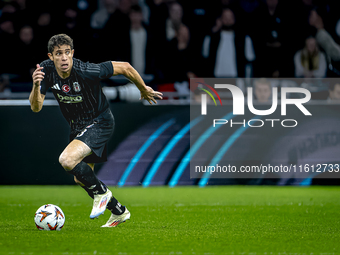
[{"left": 0, "top": 186, "right": 339, "bottom": 255}]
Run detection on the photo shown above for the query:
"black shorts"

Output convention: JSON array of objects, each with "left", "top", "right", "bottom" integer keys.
[{"left": 70, "top": 108, "right": 114, "bottom": 163}]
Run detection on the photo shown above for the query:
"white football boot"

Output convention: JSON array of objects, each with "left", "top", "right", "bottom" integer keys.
[
  {"left": 90, "top": 189, "right": 112, "bottom": 219},
  {"left": 101, "top": 208, "right": 131, "bottom": 227}
]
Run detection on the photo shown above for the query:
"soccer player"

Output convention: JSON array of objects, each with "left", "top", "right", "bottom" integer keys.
[{"left": 29, "top": 34, "right": 162, "bottom": 227}]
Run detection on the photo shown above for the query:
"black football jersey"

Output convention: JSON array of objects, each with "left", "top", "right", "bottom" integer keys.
[{"left": 40, "top": 58, "right": 113, "bottom": 131}]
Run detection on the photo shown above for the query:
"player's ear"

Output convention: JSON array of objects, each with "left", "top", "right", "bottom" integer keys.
[
  {"left": 71, "top": 49, "right": 74, "bottom": 57},
  {"left": 48, "top": 53, "right": 53, "bottom": 61}
]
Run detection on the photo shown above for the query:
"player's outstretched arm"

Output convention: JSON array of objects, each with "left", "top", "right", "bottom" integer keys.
[
  {"left": 111, "top": 61, "right": 163, "bottom": 104},
  {"left": 29, "top": 64, "right": 46, "bottom": 112}
]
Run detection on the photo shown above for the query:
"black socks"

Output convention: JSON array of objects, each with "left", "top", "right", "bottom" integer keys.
[
  {"left": 69, "top": 161, "right": 107, "bottom": 195},
  {"left": 107, "top": 196, "right": 125, "bottom": 215},
  {"left": 79, "top": 182, "right": 125, "bottom": 215},
  {"left": 81, "top": 185, "right": 95, "bottom": 199},
  {"left": 72, "top": 164, "right": 126, "bottom": 215}
]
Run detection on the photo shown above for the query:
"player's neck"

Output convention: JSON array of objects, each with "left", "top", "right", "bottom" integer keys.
[{"left": 56, "top": 66, "right": 72, "bottom": 79}]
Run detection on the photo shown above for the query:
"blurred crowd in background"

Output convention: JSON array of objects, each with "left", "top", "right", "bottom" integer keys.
[{"left": 1, "top": 0, "right": 340, "bottom": 100}]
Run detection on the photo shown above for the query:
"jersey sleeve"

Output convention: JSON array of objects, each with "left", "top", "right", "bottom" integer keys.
[
  {"left": 99, "top": 61, "right": 114, "bottom": 79},
  {"left": 83, "top": 61, "right": 113, "bottom": 81}
]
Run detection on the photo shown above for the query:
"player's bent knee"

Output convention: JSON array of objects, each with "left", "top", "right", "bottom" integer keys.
[{"left": 59, "top": 153, "right": 77, "bottom": 171}]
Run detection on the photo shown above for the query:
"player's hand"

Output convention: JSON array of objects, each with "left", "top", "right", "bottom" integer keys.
[
  {"left": 140, "top": 86, "right": 163, "bottom": 105},
  {"left": 32, "top": 64, "right": 45, "bottom": 87}
]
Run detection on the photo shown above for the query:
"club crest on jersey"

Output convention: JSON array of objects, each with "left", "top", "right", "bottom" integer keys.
[
  {"left": 62, "top": 84, "right": 70, "bottom": 93},
  {"left": 73, "top": 82, "right": 81, "bottom": 92}
]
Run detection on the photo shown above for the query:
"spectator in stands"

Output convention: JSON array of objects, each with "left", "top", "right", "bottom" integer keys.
[
  {"left": 60, "top": 7, "right": 83, "bottom": 41},
  {"left": 16, "top": 25, "right": 38, "bottom": 81},
  {"left": 91, "top": 0, "right": 119, "bottom": 29},
  {"left": 33, "top": 11, "right": 56, "bottom": 61},
  {"left": 327, "top": 1, "right": 340, "bottom": 47},
  {"left": 0, "top": 14, "right": 16, "bottom": 41},
  {"left": 309, "top": 9, "right": 340, "bottom": 77},
  {"left": 179, "top": 0, "right": 217, "bottom": 59},
  {"left": 146, "top": 0, "right": 168, "bottom": 41},
  {"left": 90, "top": 0, "right": 122, "bottom": 62},
  {"left": 162, "top": 24, "right": 196, "bottom": 83},
  {"left": 309, "top": 9, "right": 340, "bottom": 61},
  {"left": 0, "top": 74, "right": 11, "bottom": 97},
  {"left": 166, "top": 2, "right": 184, "bottom": 42},
  {"left": 253, "top": 78, "right": 272, "bottom": 103},
  {"left": 328, "top": 82, "right": 340, "bottom": 101},
  {"left": 296, "top": 0, "right": 315, "bottom": 36},
  {"left": 35, "top": 12, "right": 54, "bottom": 37},
  {"left": 252, "top": 0, "right": 291, "bottom": 77},
  {"left": 1, "top": 1, "right": 18, "bottom": 16},
  {"left": 0, "top": 13, "right": 18, "bottom": 75},
  {"left": 294, "top": 35, "right": 327, "bottom": 78},
  {"left": 13, "top": 0, "right": 26, "bottom": 11},
  {"left": 128, "top": 4, "right": 149, "bottom": 74},
  {"left": 104, "top": 0, "right": 131, "bottom": 35},
  {"left": 235, "top": 0, "right": 260, "bottom": 40},
  {"left": 58, "top": 6, "right": 90, "bottom": 60},
  {"left": 15, "top": 0, "right": 39, "bottom": 28},
  {"left": 202, "top": 8, "right": 247, "bottom": 78},
  {"left": 238, "top": 0, "right": 260, "bottom": 15},
  {"left": 19, "top": 25, "right": 34, "bottom": 46},
  {"left": 100, "top": 0, "right": 131, "bottom": 61},
  {"left": 119, "top": 0, "right": 132, "bottom": 15}
]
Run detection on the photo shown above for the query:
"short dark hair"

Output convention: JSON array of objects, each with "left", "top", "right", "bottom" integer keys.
[{"left": 47, "top": 34, "right": 73, "bottom": 54}]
